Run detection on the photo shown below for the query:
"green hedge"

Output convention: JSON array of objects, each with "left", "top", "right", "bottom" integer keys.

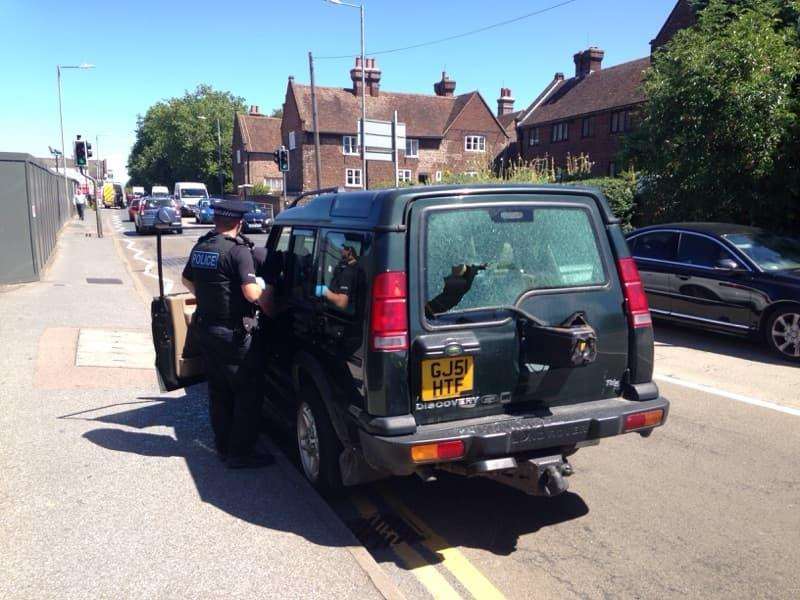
[{"left": 565, "top": 177, "right": 636, "bottom": 231}]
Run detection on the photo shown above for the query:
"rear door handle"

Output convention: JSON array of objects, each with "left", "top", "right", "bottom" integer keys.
[{"left": 677, "top": 275, "right": 690, "bottom": 281}]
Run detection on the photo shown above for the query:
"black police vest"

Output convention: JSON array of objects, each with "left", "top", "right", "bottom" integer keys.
[{"left": 189, "top": 232, "right": 253, "bottom": 326}]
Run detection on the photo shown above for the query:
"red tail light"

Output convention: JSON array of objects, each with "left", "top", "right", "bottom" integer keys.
[
  {"left": 370, "top": 271, "right": 408, "bottom": 351},
  {"left": 616, "top": 257, "right": 652, "bottom": 328}
]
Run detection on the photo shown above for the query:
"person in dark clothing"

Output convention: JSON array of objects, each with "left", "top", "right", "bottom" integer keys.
[
  {"left": 315, "top": 244, "right": 359, "bottom": 310},
  {"left": 425, "top": 263, "right": 487, "bottom": 318},
  {"left": 181, "top": 200, "right": 275, "bottom": 469}
]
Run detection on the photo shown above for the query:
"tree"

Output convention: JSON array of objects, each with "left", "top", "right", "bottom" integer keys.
[
  {"left": 622, "top": 0, "right": 800, "bottom": 230},
  {"left": 127, "top": 85, "right": 246, "bottom": 194},
  {"left": 270, "top": 107, "right": 283, "bottom": 118}
]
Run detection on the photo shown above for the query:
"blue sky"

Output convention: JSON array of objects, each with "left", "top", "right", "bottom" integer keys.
[{"left": 1, "top": 0, "right": 677, "bottom": 184}]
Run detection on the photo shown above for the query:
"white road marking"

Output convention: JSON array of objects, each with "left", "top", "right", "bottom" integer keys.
[
  {"left": 654, "top": 373, "right": 800, "bottom": 417},
  {"left": 109, "top": 214, "right": 174, "bottom": 294}
]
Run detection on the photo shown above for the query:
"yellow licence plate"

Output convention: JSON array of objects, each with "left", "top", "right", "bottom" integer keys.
[{"left": 421, "top": 356, "right": 474, "bottom": 401}]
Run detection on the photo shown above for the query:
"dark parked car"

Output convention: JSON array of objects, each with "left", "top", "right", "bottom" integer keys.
[
  {"left": 154, "top": 185, "right": 668, "bottom": 496},
  {"left": 135, "top": 197, "right": 182, "bottom": 234},
  {"left": 242, "top": 201, "right": 271, "bottom": 233},
  {"left": 626, "top": 223, "right": 800, "bottom": 361},
  {"left": 194, "top": 199, "right": 215, "bottom": 224}
]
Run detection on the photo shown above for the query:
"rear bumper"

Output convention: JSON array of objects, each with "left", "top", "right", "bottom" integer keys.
[{"left": 358, "top": 396, "right": 669, "bottom": 476}]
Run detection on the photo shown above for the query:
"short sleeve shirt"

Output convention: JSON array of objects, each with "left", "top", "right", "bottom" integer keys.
[
  {"left": 182, "top": 237, "right": 258, "bottom": 287},
  {"left": 330, "top": 261, "right": 358, "bottom": 297}
]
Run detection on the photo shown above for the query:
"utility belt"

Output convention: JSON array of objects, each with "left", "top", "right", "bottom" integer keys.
[{"left": 195, "top": 313, "right": 259, "bottom": 334}]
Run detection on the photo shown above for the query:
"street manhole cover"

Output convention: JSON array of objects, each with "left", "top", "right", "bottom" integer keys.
[
  {"left": 75, "top": 328, "right": 155, "bottom": 369},
  {"left": 86, "top": 278, "right": 123, "bottom": 284},
  {"left": 348, "top": 511, "right": 425, "bottom": 550}
]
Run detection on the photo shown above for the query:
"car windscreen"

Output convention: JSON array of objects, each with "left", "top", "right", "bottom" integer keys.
[
  {"left": 424, "top": 205, "right": 606, "bottom": 320},
  {"left": 724, "top": 232, "right": 800, "bottom": 271},
  {"left": 145, "top": 198, "right": 174, "bottom": 209},
  {"left": 180, "top": 188, "right": 207, "bottom": 198}
]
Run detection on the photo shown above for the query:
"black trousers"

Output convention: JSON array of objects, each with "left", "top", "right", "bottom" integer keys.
[
  {"left": 76, "top": 203, "right": 85, "bottom": 220},
  {"left": 196, "top": 324, "right": 262, "bottom": 458}
]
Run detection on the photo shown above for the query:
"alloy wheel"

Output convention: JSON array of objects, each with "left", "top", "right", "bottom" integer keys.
[
  {"left": 771, "top": 312, "right": 800, "bottom": 358},
  {"left": 297, "top": 402, "right": 320, "bottom": 482}
]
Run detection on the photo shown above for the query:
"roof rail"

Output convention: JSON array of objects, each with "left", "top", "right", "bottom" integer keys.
[{"left": 287, "top": 186, "right": 343, "bottom": 209}]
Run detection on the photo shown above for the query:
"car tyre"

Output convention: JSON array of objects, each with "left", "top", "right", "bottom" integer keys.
[
  {"left": 296, "top": 381, "right": 343, "bottom": 495},
  {"left": 765, "top": 308, "right": 800, "bottom": 362}
]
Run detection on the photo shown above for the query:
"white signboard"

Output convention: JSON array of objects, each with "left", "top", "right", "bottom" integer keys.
[{"left": 358, "top": 119, "right": 406, "bottom": 153}]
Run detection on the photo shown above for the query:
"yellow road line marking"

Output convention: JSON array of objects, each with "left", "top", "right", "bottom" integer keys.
[
  {"left": 351, "top": 493, "right": 464, "bottom": 600},
  {"left": 377, "top": 486, "right": 507, "bottom": 600}
]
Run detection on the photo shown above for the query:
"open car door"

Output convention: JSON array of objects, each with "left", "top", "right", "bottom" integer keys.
[{"left": 151, "top": 293, "right": 205, "bottom": 391}]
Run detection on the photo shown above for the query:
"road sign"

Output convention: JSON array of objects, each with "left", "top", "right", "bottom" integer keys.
[{"left": 358, "top": 118, "right": 406, "bottom": 156}]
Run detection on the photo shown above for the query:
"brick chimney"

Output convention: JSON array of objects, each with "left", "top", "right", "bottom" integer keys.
[
  {"left": 434, "top": 71, "right": 456, "bottom": 97},
  {"left": 573, "top": 47, "right": 604, "bottom": 78},
  {"left": 248, "top": 105, "right": 261, "bottom": 116},
  {"left": 497, "top": 87, "right": 515, "bottom": 117},
  {"left": 350, "top": 57, "right": 382, "bottom": 97}
]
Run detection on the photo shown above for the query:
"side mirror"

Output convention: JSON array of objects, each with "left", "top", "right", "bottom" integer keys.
[
  {"left": 715, "top": 258, "right": 740, "bottom": 271},
  {"left": 154, "top": 207, "right": 174, "bottom": 231}
]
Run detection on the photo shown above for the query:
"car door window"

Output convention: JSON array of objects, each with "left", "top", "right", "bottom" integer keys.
[
  {"left": 631, "top": 231, "right": 678, "bottom": 261},
  {"left": 288, "top": 229, "right": 316, "bottom": 300},
  {"left": 677, "top": 233, "right": 732, "bottom": 268},
  {"left": 319, "top": 231, "right": 370, "bottom": 317}
]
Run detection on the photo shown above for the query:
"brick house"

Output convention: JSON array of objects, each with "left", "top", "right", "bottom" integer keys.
[
  {"left": 231, "top": 106, "right": 284, "bottom": 192},
  {"left": 279, "top": 58, "right": 509, "bottom": 192},
  {"left": 516, "top": 0, "right": 696, "bottom": 177}
]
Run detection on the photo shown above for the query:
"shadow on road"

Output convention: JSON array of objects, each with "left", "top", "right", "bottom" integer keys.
[
  {"left": 364, "top": 473, "right": 589, "bottom": 560},
  {"left": 653, "top": 320, "right": 793, "bottom": 366},
  {"left": 63, "top": 386, "right": 353, "bottom": 549}
]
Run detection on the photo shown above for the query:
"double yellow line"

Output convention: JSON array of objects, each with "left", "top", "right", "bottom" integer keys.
[{"left": 352, "top": 487, "right": 506, "bottom": 600}]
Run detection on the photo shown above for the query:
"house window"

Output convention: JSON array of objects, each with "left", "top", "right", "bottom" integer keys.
[
  {"left": 551, "top": 122, "right": 569, "bottom": 142},
  {"left": 342, "top": 135, "right": 359, "bottom": 155},
  {"left": 434, "top": 171, "right": 442, "bottom": 182},
  {"left": 236, "top": 149, "right": 241, "bottom": 164},
  {"left": 610, "top": 110, "right": 631, "bottom": 134},
  {"left": 398, "top": 169, "right": 412, "bottom": 183},
  {"left": 581, "top": 116, "right": 595, "bottom": 138},
  {"left": 528, "top": 128, "right": 540, "bottom": 146},
  {"left": 265, "top": 177, "right": 282, "bottom": 191},
  {"left": 288, "top": 131, "right": 296, "bottom": 150},
  {"left": 464, "top": 171, "right": 478, "bottom": 178},
  {"left": 405, "top": 138, "right": 419, "bottom": 158},
  {"left": 345, "top": 168, "right": 362, "bottom": 187},
  {"left": 464, "top": 135, "right": 486, "bottom": 152}
]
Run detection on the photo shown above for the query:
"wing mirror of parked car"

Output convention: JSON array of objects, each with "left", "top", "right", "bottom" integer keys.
[{"left": 715, "top": 258, "right": 742, "bottom": 271}]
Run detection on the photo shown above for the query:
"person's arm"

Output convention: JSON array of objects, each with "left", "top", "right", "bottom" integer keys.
[
  {"left": 233, "top": 246, "right": 273, "bottom": 314},
  {"left": 316, "top": 286, "right": 349, "bottom": 309}
]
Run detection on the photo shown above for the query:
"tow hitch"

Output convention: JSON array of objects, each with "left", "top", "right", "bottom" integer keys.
[{"left": 440, "top": 454, "right": 574, "bottom": 497}]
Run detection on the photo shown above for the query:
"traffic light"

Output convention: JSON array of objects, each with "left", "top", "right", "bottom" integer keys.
[
  {"left": 74, "top": 139, "right": 87, "bottom": 167},
  {"left": 86, "top": 142, "right": 93, "bottom": 159},
  {"left": 275, "top": 146, "right": 289, "bottom": 172}
]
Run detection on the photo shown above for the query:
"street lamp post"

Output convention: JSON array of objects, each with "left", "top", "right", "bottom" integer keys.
[
  {"left": 56, "top": 63, "right": 94, "bottom": 210},
  {"left": 325, "top": 0, "right": 367, "bottom": 189},
  {"left": 199, "top": 115, "right": 225, "bottom": 195}
]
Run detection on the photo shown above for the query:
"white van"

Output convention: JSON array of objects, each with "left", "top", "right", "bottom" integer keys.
[
  {"left": 151, "top": 185, "right": 170, "bottom": 197},
  {"left": 174, "top": 182, "right": 209, "bottom": 216}
]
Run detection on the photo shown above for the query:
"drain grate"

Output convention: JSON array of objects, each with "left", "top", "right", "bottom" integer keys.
[
  {"left": 86, "top": 277, "right": 123, "bottom": 285},
  {"left": 347, "top": 511, "right": 425, "bottom": 550},
  {"left": 161, "top": 256, "right": 189, "bottom": 268}
]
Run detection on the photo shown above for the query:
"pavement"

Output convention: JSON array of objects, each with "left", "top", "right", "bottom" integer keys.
[
  {"left": 0, "top": 210, "right": 390, "bottom": 600},
  {"left": 3, "top": 208, "right": 799, "bottom": 599}
]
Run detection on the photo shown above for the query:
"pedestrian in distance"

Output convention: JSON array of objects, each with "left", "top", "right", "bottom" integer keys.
[
  {"left": 73, "top": 188, "right": 86, "bottom": 221},
  {"left": 181, "top": 200, "right": 275, "bottom": 469}
]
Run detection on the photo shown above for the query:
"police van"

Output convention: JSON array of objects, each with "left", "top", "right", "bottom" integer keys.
[{"left": 153, "top": 185, "right": 668, "bottom": 496}]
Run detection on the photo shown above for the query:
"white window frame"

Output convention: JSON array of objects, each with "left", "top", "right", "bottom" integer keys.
[
  {"left": 398, "top": 169, "right": 412, "bottom": 183},
  {"left": 236, "top": 149, "right": 241, "bottom": 164},
  {"left": 288, "top": 130, "right": 296, "bottom": 150},
  {"left": 342, "top": 135, "right": 359, "bottom": 155},
  {"left": 434, "top": 170, "right": 442, "bottom": 182},
  {"left": 464, "top": 171, "right": 479, "bottom": 178},
  {"left": 464, "top": 135, "right": 486, "bottom": 152},
  {"left": 405, "top": 138, "right": 419, "bottom": 158},
  {"left": 528, "top": 128, "right": 539, "bottom": 146},
  {"left": 551, "top": 122, "right": 569, "bottom": 142},
  {"left": 345, "top": 168, "right": 362, "bottom": 188}
]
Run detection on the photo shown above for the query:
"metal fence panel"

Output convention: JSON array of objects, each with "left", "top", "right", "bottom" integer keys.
[{"left": 0, "top": 153, "right": 73, "bottom": 285}]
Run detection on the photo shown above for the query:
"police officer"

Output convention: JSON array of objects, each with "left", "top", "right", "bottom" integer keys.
[
  {"left": 181, "top": 200, "right": 274, "bottom": 469},
  {"left": 315, "top": 244, "right": 359, "bottom": 310}
]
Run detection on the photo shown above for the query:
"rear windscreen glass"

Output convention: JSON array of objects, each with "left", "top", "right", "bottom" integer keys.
[{"left": 424, "top": 205, "right": 605, "bottom": 320}]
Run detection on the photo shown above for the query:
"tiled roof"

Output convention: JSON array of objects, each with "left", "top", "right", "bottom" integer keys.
[
  {"left": 519, "top": 57, "right": 651, "bottom": 127},
  {"left": 497, "top": 110, "right": 523, "bottom": 134},
  {"left": 290, "top": 83, "right": 506, "bottom": 139},
  {"left": 236, "top": 114, "right": 282, "bottom": 153}
]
